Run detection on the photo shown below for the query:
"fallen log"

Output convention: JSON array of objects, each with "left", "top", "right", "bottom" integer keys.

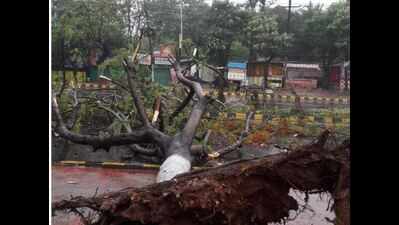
[{"left": 53, "top": 134, "right": 350, "bottom": 225}]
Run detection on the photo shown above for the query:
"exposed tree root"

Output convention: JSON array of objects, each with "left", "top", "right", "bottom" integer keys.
[{"left": 53, "top": 132, "right": 350, "bottom": 225}]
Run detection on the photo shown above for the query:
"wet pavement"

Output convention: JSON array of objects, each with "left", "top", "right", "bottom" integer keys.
[
  {"left": 51, "top": 166, "right": 157, "bottom": 225},
  {"left": 52, "top": 166, "right": 157, "bottom": 202},
  {"left": 51, "top": 166, "right": 335, "bottom": 225},
  {"left": 285, "top": 190, "right": 335, "bottom": 225}
]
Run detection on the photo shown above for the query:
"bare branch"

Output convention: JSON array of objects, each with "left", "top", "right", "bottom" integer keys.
[
  {"left": 192, "top": 59, "right": 227, "bottom": 83},
  {"left": 158, "top": 99, "right": 166, "bottom": 132},
  {"left": 168, "top": 56, "right": 205, "bottom": 99},
  {"left": 96, "top": 103, "right": 132, "bottom": 132},
  {"left": 181, "top": 97, "right": 210, "bottom": 145},
  {"left": 70, "top": 208, "right": 90, "bottom": 225},
  {"left": 121, "top": 31, "right": 151, "bottom": 127},
  {"left": 189, "top": 130, "right": 212, "bottom": 156},
  {"left": 167, "top": 57, "right": 211, "bottom": 146},
  {"left": 66, "top": 103, "right": 81, "bottom": 130},
  {"left": 99, "top": 75, "right": 129, "bottom": 92},
  {"left": 312, "top": 130, "right": 331, "bottom": 148},
  {"left": 209, "top": 111, "right": 254, "bottom": 159},
  {"left": 95, "top": 100, "right": 163, "bottom": 157},
  {"left": 151, "top": 96, "right": 161, "bottom": 125},
  {"left": 128, "top": 144, "right": 158, "bottom": 156},
  {"left": 203, "top": 129, "right": 212, "bottom": 147},
  {"left": 168, "top": 88, "right": 194, "bottom": 124},
  {"left": 122, "top": 59, "right": 151, "bottom": 127},
  {"left": 52, "top": 96, "right": 170, "bottom": 151},
  {"left": 57, "top": 71, "right": 67, "bottom": 98},
  {"left": 53, "top": 195, "right": 102, "bottom": 212}
]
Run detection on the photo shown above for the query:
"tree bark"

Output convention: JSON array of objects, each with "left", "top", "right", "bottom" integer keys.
[
  {"left": 156, "top": 58, "right": 211, "bottom": 182},
  {"left": 263, "top": 55, "right": 274, "bottom": 89}
]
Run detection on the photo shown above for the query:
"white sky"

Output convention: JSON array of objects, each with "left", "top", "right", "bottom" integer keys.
[{"left": 204, "top": 0, "right": 342, "bottom": 9}]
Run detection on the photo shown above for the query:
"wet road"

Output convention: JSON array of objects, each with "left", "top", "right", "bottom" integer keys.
[
  {"left": 51, "top": 166, "right": 335, "bottom": 225},
  {"left": 285, "top": 190, "right": 335, "bottom": 225},
  {"left": 51, "top": 166, "right": 157, "bottom": 225},
  {"left": 52, "top": 166, "right": 157, "bottom": 202}
]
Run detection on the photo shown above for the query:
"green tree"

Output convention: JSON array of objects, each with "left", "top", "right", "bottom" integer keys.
[
  {"left": 52, "top": 0, "right": 128, "bottom": 79},
  {"left": 142, "top": 0, "right": 210, "bottom": 55},
  {"left": 301, "top": 1, "right": 350, "bottom": 87},
  {"left": 230, "top": 40, "right": 249, "bottom": 61},
  {"left": 244, "top": 14, "right": 292, "bottom": 88},
  {"left": 206, "top": 1, "right": 247, "bottom": 67}
]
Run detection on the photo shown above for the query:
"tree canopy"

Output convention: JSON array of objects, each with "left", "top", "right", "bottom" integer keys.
[{"left": 52, "top": 0, "right": 349, "bottom": 80}]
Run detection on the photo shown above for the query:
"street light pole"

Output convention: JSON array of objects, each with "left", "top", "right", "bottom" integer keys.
[
  {"left": 287, "top": 0, "right": 292, "bottom": 33},
  {"left": 179, "top": 1, "right": 183, "bottom": 58}
]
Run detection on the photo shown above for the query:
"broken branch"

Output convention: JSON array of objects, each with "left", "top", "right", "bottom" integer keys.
[
  {"left": 52, "top": 95, "right": 170, "bottom": 151},
  {"left": 168, "top": 88, "right": 194, "bottom": 124},
  {"left": 122, "top": 59, "right": 151, "bottom": 127},
  {"left": 209, "top": 111, "right": 254, "bottom": 159}
]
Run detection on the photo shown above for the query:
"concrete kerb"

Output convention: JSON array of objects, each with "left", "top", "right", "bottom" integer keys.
[{"left": 54, "top": 160, "right": 206, "bottom": 171}]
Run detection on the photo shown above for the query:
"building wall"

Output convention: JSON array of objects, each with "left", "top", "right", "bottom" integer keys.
[
  {"left": 153, "top": 64, "right": 171, "bottom": 86},
  {"left": 247, "top": 63, "right": 267, "bottom": 77},
  {"left": 269, "top": 64, "right": 284, "bottom": 76},
  {"left": 285, "top": 79, "right": 318, "bottom": 89},
  {"left": 287, "top": 68, "right": 321, "bottom": 80},
  {"left": 329, "top": 65, "right": 341, "bottom": 89}
]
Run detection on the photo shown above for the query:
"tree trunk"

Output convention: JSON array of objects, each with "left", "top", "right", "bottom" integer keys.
[
  {"left": 157, "top": 138, "right": 192, "bottom": 182},
  {"left": 86, "top": 48, "right": 97, "bottom": 81},
  {"left": 263, "top": 56, "right": 274, "bottom": 89}
]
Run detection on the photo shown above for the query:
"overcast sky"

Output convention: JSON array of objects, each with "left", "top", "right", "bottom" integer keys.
[{"left": 204, "top": 0, "right": 342, "bottom": 9}]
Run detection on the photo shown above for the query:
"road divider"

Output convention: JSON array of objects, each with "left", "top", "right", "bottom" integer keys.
[{"left": 203, "top": 91, "right": 349, "bottom": 105}]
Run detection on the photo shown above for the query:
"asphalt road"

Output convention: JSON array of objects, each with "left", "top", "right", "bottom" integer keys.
[{"left": 51, "top": 166, "right": 157, "bottom": 225}]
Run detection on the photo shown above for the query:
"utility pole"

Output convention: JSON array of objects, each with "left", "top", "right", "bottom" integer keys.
[
  {"left": 283, "top": 1, "right": 301, "bottom": 88},
  {"left": 283, "top": 0, "right": 292, "bottom": 89},
  {"left": 179, "top": 0, "right": 183, "bottom": 58},
  {"left": 280, "top": 1, "right": 301, "bottom": 33},
  {"left": 287, "top": 0, "right": 292, "bottom": 33}
]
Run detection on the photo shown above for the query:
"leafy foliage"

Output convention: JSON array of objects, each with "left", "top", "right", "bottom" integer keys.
[{"left": 244, "top": 14, "right": 292, "bottom": 58}]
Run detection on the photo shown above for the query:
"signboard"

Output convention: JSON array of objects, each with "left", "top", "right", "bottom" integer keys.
[
  {"left": 267, "top": 76, "right": 282, "bottom": 81},
  {"left": 228, "top": 68, "right": 246, "bottom": 81},
  {"left": 286, "top": 79, "right": 318, "bottom": 89},
  {"left": 154, "top": 57, "right": 172, "bottom": 65},
  {"left": 268, "top": 82, "right": 282, "bottom": 88},
  {"left": 267, "top": 76, "right": 283, "bottom": 88}
]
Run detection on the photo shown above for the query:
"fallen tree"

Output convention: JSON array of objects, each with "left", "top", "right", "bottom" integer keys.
[
  {"left": 53, "top": 131, "right": 350, "bottom": 225},
  {"left": 52, "top": 32, "right": 258, "bottom": 183}
]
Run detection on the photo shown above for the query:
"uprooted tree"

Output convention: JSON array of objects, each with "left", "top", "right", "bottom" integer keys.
[
  {"left": 53, "top": 131, "right": 350, "bottom": 225},
  {"left": 52, "top": 39, "right": 251, "bottom": 182},
  {"left": 52, "top": 38, "right": 350, "bottom": 224}
]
